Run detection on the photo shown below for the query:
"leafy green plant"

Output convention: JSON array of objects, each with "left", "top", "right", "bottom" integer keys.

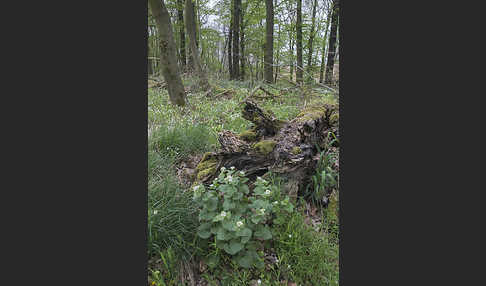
[
  {"left": 193, "top": 167, "right": 293, "bottom": 269},
  {"left": 305, "top": 144, "right": 339, "bottom": 207},
  {"left": 149, "top": 248, "right": 180, "bottom": 286}
]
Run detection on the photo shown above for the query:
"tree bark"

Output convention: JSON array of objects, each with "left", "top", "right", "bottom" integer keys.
[
  {"left": 240, "top": 2, "right": 246, "bottom": 81},
  {"left": 185, "top": 0, "right": 210, "bottom": 90},
  {"left": 148, "top": 0, "right": 186, "bottom": 106},
  {"left": 177, "top": 0, "right": 186, "bottom": 70},
  {"left": 264, "top": 0, "right": 274, "bottom": 84},
  {"left": 296, "top": 0, "right": 303, "bottom": 84},
  {"left": 232, "top": 0, "right": 241, "bottom": 79},
  {"left": 306, "top": 0, "right": 318, "bottom": 74},
  {"left": 289, "top": 37, "right": 294, "bottom": 81},
  {"left": 228, "top": 0, "right": 234, "bottom": 79},
  {"left": 319, "top": 6, "right": 332, "bottom": 83},
  {"left": 194, "top": 100, "right": 339, "bottom": 199},
  {"left": 325, "top": 0, "right": 339, "bottom": 85},
  {"left": 274, "top": 20, "right": 281, "bottom": 83}
]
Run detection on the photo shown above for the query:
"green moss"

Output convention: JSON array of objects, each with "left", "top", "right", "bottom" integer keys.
[
  {"left": 330, "top": 112, "right": 339, "bottom": 125},
  {"left": 296, "top": 105, "right": 327, "bottom": 122},
  {"left": 197, "top": 167, "right": 217, "bottom": 181},
  {"left": 195, "top": 153, "right": 218, "bottom": 181},
  {"left": 238, "top": 130, "right": 258, "bottom": 142},
  {"left": 200, "top": 152, "right": 213, "bottom": 163},
  {"left": 253, "top": 140, "right": 277, "bottom": 155},
  {"left": 291, "top": 146, "right": 302, "bottom": 155}
]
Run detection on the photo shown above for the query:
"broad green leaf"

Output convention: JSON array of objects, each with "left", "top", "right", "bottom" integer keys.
[
  {"left": 235, "top": 251, "right": 253, "bottom": 268},
  {"left": 216, "top": 227, "right": 230, "bottom": 241},
  {"left": 251, "top": 215, "right": 262, "bottom": 224},
  {"left": 224, "top": 240, "right": 244, "bottom": 255},
  {"left": 206, "top": 255, "right": 220, "bottom": 268},
  {"left": 197, "top": 229, "right": 211, "bottom": 239},
  {"left": 223, "top": 200, "right": 235, "bottom": 210},
  {"left": 198, "top": 222, "right": 212, "bottom": 231},
  {"left": 222, "top": 219, "right": 236, "bottom": 231},
  {"left": 207, "top": 197, "right": 219, "bottom": 211},
  {"left": 199, "top": 210, "right": 217, "bottom": 221},
  {"left": 254, "top": 225, "right": 272, "bottom": 240},
  {"left": 236, "top": 227, "right": 252, "bottom": 238},
  {"left": 241, "top": 235, "right": 251, "bottom": 244},
  {"left": 232, "top": 191, "right": 243, "bottom": 200}
]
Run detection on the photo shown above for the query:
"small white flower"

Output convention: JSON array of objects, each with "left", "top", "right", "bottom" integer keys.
[
  {"left": 257, "top": 279, "right": 261, "bottom": 285},
  {"left": 210, "top": 184, "right": 214, "bottom": 187},
  {"left": 288, "top": 234, "right": 292, "bottom": 238},
  {"left": 273, "top": 201, "right": 278, "bottom": 205},
  {"left": 239, "top": 171, "right": 245, "bottom": 176},
  {"left": 220, "top": 211, "right": 227, "bottom": 217},
  {"left": 275, "top": 258, "right": 279, "bottom": 263},
  {"left": 287, "top": 265, "right": 291, "bottom": 269},
  {"left": 153, "top": 210, "right": 158, "bottom": 215},
  {"left": 257, "top": 176, "right": 262, "bottom": 180},
  {"left": 193, "top": 185, "right": 200, "bottom": 191},
  {"left": 230, "top": 166, "right": 235, "bottom": 170},
  {"left": 221, "top": 167, "right": 226, "bottom": 171},
  {"left": 264, "top": 189, "right": 271, "bottom": 195},
  {"left": 258, "top": 208, "right": 265, "bottom": 215},
  {"left": 236, "top": 221, "right": 244, "bottom": 227}
]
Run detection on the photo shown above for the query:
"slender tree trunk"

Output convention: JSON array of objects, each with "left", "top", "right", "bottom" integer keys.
[
  {"left": 264, "top": 0, "right": 274, "bottom": 83},
  {"left": 274, "top": 21, "right": 281, "bottom": 83},
  {"left": 296, "top": 0, "right": 303, "bottom": 84},
  {"left": 177, "top": 0, "right": 186, "bottom": 70},
  {"left": 148, "top": 28, "right": 153, "bottom": 75},
  {"left": 319, "top": 8, "right": 332, "bottom": 83},
  {"left": 185, "top": 0, "right": 210, "bottom": 90},
  {"left": 306, "top": 0, "right": 318, "bottom": 75},
  {"left": 289, "top": 38, "right": 294, "bottom": 81},
  {"left": 228, "top": 0, "right": 234, "bottom": 79},
  {"left": 232, "top": 0, "right": 241, "bottom": 79},
  {"left": 325, "top": 0, "right": 339, "bottom": 85},
  {"left": 240, "top": 3, "right": 245, "bottom": 81},
  {"left": 148, "top": 0, "right": 186, "bottom": 106}
]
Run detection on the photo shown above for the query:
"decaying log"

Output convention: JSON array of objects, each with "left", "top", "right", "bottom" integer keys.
[
  {"left": 241, "top": 100, "right": 286, "bottom": 136},
  {"left": 194, "top": 100, "right": 339, "bottom": 199}
]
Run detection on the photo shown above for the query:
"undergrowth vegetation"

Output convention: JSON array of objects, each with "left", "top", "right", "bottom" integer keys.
[{"left": 148, "top": 77, "right": 339, "bottom": 285}]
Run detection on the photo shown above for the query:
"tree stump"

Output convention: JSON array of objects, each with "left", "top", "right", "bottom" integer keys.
[{"left": 194, "top": 100, "right": 339, "bottom": 199}]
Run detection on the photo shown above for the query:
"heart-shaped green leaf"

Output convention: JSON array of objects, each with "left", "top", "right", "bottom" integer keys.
[{"left": 223, "top": 240, "right": 244, "bottom": 255}]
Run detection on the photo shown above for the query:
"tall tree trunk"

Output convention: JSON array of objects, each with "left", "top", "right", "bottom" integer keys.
[
  {"left": 274, "top": 20, "right": 281, "bottom": 83},
  {"left": 185, "top": 0, "right": 210, "bottom": 90},
  {"left": 325, "top": 0, "right": 339, "bottom": 85},
  {"left": 228, "top": 0, "right": 234, "bottom": 79},
  {"left": 306, "top": 0, "right": 318, "bottom": 75},
  {"left": 296, "top": 0, "right": 303, "bottom": 84},
  {"left": 177, "top": 0, "right": 186, "bottom": 70},
  {"left": 240, "top": 2, "right": 245, "bottom": 81},
  {"left": 319, "top": 8, "right": 332, "bottom": 83},
  {"left": 148, "top": 28, "right": 153, "bottom": 75},
  {"left": 264, "top": 0, "right": 274, "bottom": 84},
  {"left": 289, "top": 37, "right": 294, "bottom": 81},
  {"left": 232, "top": 0, "right": 241, "bottom": 80},
  {"left": 148, "top": 0, "right": 186, "bottom": 106}
]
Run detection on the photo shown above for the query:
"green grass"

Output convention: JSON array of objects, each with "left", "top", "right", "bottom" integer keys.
[
  {"left": 148, "top": 76, "right": 339, "bottom": 285},
  {"left": 148, "top": 122, "right": 215, "bottom": 259}
]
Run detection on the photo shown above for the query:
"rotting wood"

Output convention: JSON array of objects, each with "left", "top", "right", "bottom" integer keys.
[{"left": 193, "top": 99, "right": 339, "bottom": 199}]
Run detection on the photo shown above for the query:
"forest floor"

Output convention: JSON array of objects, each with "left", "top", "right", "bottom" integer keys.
[{"left": 148, "top": 75, "right": 339, "bottom": 286}]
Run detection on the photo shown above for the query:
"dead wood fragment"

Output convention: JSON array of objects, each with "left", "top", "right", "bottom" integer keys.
[{"left": 193, "top": 99, "right": 339, "bottom": 199}]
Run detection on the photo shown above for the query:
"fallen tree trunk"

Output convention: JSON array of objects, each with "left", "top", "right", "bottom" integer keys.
[{"left": 194, "top": 100, "right": 339, "bottom": 198}]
